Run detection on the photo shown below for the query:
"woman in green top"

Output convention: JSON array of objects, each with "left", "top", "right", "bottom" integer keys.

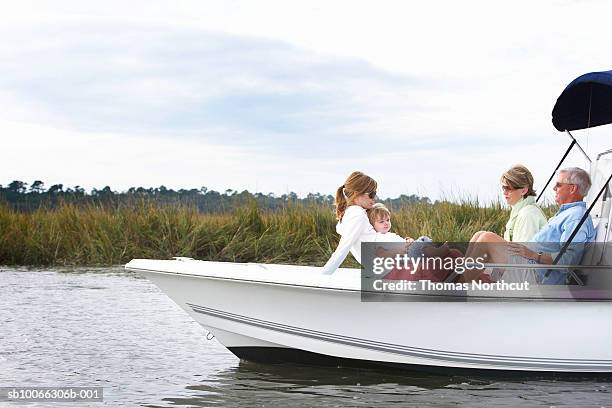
[
  {"left": 463, "top": 165, "right": 547, "bottom": 282},
  {"left": 500, "top": 164, "right": 547, "bottom": 242},
  {"left": 471, "top": 164, "right": 546, "bottom": 244}
]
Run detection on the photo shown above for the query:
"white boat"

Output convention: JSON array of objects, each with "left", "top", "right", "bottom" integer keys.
[
  {"left": 126, "top": 70, "right": 612, "bottom": 374},
  {"left": 126, "top": 257, "right": 612, "bottom": 374}
]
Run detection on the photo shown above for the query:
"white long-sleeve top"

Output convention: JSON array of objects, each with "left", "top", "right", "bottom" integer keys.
[{"left": 321, "top": 205, "right": 404, "bottom": 274}]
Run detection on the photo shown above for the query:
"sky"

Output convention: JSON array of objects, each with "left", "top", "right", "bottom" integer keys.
[{"left": 2, "top": 0, "right": 611, "bottom": 202}]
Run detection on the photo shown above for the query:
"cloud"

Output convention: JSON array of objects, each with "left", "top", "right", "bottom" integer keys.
[
  {"left": 0, "top": 22, "right": 452, "bottom": 158},
  {"left": 2, "top": 1, "right": 609, "bottom": 201}
]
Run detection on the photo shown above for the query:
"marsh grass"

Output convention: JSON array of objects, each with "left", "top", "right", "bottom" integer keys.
[{"left": 0, "top": 200, "right": 557, "bottom": 267}]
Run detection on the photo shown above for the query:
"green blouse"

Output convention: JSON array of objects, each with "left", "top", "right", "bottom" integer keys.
[{"left": 503, "top": 196, "right": 547, "bottom": 242}]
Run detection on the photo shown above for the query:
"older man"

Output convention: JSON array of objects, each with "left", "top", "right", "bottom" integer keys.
[
  {"left": 506, "top": 167, "right": 596, "bottom": 284},
  {"left": 463, "top": 167, "right": 596, "bottom": 284}
]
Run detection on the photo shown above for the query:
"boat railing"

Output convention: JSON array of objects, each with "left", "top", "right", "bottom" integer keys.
[{"left": 486, "top": 262, "right": 612, "bottom": 286}]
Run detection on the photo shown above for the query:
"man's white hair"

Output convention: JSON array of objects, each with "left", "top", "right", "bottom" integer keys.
[{"left": 559, "top": 167, "right": 591, "bottom": 197}]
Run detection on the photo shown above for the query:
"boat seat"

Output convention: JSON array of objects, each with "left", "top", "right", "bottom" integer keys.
[
  {"left": 581, "top": 216, "right": 607, "bottom": 264},
  {"left": 571, "top": 214, "right": 611, "bottom": 285}
]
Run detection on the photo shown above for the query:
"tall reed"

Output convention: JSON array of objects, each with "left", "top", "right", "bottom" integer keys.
[{"left": 0, "top": 199, "right": 555, "bottom": 267}]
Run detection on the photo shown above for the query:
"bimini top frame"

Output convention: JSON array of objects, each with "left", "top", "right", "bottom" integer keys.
[
  {"left": 544, "top": 70, "right": 612, "bottom": 267},
  {"left": 537, "top": 70, "right": 612, "bottom": 202}
]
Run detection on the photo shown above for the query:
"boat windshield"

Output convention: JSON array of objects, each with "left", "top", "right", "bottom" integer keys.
[{"left": 588, "top": 153, "right": 612, "bottom": 205}]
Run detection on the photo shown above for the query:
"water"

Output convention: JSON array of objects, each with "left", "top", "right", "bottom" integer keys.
[{"left": 1, "top": 268, "right": 611, "bottom": 407}]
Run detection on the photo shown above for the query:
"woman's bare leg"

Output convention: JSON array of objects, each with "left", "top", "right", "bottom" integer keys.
[
  {"left": 465, "top": 230, "right": 488, "bottom": 258},
  {"left": 468, "top": 232, "right": 507, "bottom": 260},
  {"left": 462, "top": 232, "right": 509, "bottom": 281}
]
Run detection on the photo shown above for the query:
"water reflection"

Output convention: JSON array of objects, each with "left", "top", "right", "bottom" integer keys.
[
  {"left": 161, "top": 362, "right": 483, "bottom": 407},
  {"left": 160, "top": 361, "right": 612, "bottom": 408}
]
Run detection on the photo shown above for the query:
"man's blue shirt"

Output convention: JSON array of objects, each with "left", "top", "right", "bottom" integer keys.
[{"left": 531, "top": 201, "right": 596, "bottom": 284}]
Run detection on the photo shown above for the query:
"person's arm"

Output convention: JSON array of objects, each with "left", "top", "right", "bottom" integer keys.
[
  {"left": 507, "top": 217, "right": 589, "bottom": 266},
  {"left": 321, "top": 212, "right": 367, "bottom": 274},
  {"left": 551, "top": 218, "right": 589, "bottom": 266},
  {"left": 535, "top": 218, "right": 591, "bottom": 284},
  {"left": 373, "top": 233, "right": 410, "bottom": 257},
  {"left": 506, "top": 243, "right": 554, "bottom": 264},
  {"left": 377, "top": 232, "right": 408, "bottom": 243}
]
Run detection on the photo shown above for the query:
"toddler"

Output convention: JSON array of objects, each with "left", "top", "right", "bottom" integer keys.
[{"left": 367, "top": 203, "right": 449, "bottom": 258}]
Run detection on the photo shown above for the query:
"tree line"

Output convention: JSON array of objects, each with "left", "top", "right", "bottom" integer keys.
[{"left": 0, "top": 180, "right": 431, "bottom": 213}]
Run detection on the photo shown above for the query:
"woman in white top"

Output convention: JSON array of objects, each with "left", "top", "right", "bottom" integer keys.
[{"left": 322, "top": 171, "right": 408, "bottom": 274}]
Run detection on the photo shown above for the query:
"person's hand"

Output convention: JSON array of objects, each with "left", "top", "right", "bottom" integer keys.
[{"left": 506, "top": 242, "right": 536, "bottom": 261}]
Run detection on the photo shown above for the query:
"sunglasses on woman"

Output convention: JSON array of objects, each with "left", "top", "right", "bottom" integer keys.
[{"left": 367, "top": 191, "right": 377, "bottom": 199}]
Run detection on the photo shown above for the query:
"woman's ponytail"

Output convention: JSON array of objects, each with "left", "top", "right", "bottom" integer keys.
[
  {"left": 335, "top": 185, "right": 347, "bottom": 220},
  {"left": 334, "top": 172, "right": 377, "bottom": 221}
]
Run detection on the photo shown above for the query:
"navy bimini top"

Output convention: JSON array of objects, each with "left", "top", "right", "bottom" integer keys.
[{"left": 552, "top": 70, "right": 612, "bottom": 132}]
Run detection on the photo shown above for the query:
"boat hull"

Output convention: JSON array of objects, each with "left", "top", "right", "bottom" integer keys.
[{"left": 126, "top": 259, "right": 612, "bottom": 374}]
